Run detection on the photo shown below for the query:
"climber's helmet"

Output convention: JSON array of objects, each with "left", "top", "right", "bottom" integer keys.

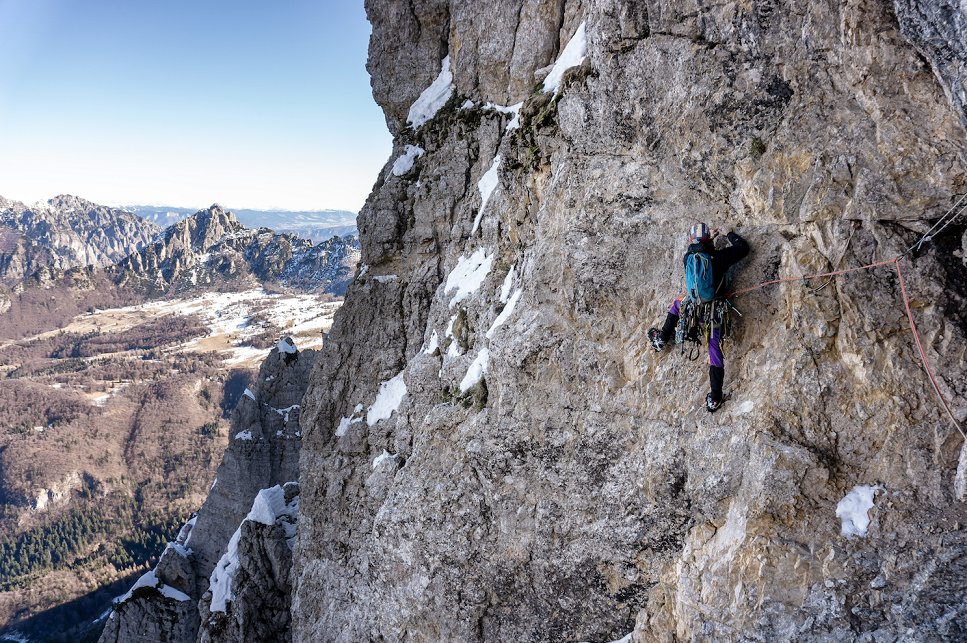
[{"left": 689, "top": 223, "right": 711, "bottom": 244}]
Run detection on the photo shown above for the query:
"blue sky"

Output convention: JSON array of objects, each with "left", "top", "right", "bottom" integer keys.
[{"left": 0, "top": 0, "right": 392, "bottom": 212}]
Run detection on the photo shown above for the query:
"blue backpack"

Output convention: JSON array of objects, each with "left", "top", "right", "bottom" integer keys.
[{"left": 685, "top": 252, "right": 717, "bottom": 303}]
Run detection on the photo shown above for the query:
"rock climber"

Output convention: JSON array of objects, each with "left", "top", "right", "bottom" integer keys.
[{"left": 648, "top": 223, "right": 750, "bottom": 412}]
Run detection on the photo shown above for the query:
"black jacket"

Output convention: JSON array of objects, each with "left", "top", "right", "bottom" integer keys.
[{"left": 682, "top": 231, "right": 750, "bottom": 295}]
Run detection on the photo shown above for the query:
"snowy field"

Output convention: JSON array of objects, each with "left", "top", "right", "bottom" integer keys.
[{"left": 30, "top": 288, "right": 341, "bottom": 369}]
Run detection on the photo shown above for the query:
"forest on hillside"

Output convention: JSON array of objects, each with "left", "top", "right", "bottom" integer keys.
[{"left": 0, "top": 312, "right": 256, "bottom": 642}]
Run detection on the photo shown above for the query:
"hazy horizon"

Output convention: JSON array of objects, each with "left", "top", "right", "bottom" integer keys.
[{"left": 1, "top": 193, "right": 359, "bottom": 215}]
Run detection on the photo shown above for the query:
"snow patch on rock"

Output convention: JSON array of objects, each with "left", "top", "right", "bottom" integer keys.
[
  {"left": 445, "top": 249, "right": 493, "bottom": 308},
  {"left": 836, "top": 485, "right": 884, "bottom": 538},
  {"left": 115, "top": 570, "right": 190, "bottom": 604},
  {"left": 487, "top": 289, "right": 522, "bottom": 340},
  {"left": 392, "top": 144, "right": 425, "bottom": 176},
  {"left": 499, "top": 265, "right": 516, "bottom": 303},
  {"left": 472, "top": 155, "right": 501, "bottom": 235},
  {"left": 367, "top": 372, "right": 407, "bottom": 426},
  {"left": 372, "top": 450, "right": 400, "bottom": 469},
  {"left": 460, "top": 349, "right": 490, "bottom": 392},
  {"left": 484, "top": 102, "right": 524, "bottom": 131},
  {"left": 407, "top": 56, "right": 454, "bottom": 128},
  {"left": 422, "top": 330, "right": 440, "bottom": 355},
  {"left": 543, "top": 22, "right": 587, "bottom": 94}
]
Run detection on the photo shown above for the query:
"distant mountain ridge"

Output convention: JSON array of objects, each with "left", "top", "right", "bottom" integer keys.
[
  {"left": 0, "top": 201, "right": 360, "bottom": 342},
  {"left": 121, "top": 204, "right": 358, "bottom": 243},
  {"left": 0, "top": 195, "right": 161, "bottom": 283},
  {"left": 113, "top": 204, "right": 360, "bottom": 297}
]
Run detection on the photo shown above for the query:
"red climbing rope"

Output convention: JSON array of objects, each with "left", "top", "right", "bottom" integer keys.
[
  {"left": 726, "top": 258, "right": 899, "bottom": 298},
  {"left": 726, "top": 256, "right": 964, "bottom": 437},
  {"left": 894, "top": 259, "right": 966, "bottom": 438}
]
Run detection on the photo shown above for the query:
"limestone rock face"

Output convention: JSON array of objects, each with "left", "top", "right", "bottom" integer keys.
[
  {"left": 364, "top": 0, "right": 450, "bottom": 134},
  {"left": 295, "top": 1, "right": 967, "bottom": 642},
  {"left": 101, "top": 344, "right": 313, "bottom": 643},
  {"left": 0, "top": 226, "right": 54, "bottom": 285},
  {"left": 895, "top": 0, "right": 967, "bottom": 127}
]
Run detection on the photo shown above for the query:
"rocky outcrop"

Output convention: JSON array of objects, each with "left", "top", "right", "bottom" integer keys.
[
  {"left": 0, "top": 195, "right": 161, "bottom": 270},
  {"left": 294, "top": 1, "right": 967, "bottom": 642},
  {"left": 98, "top": 534, "right": 199, "bottom": 643},
  {"left": 0, "top": 226, "right": 54, "bottom": 285},
  {"left": 895, "top": 0, "right": 967, "bottom": 127},
  {"left": 189, "top": 341, "right": 308, "bottom": 587},
  {"left": 98, "top": 588, "right": 197, "bottom": 643},
  {"left": 112, "top": 204, "right": 360, "bottom": 297},
  {"left": 197, "top": 483, "right": 299, "bottom": 643},
  {"left": 101, "top": 341, "right": 314, "bottom": 643}
]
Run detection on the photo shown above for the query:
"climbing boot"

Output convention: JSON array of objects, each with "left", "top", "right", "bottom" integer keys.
[
  {"left": 706, "top": 392, "right": 722, "bottom": 413},
  {"left": 648, "top": 328, "right": 666, "bottom": 352}
]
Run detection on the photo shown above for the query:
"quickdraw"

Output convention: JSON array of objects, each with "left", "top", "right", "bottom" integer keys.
[{"left": 675, "top": 298, "right": 736, "bottom": 360}]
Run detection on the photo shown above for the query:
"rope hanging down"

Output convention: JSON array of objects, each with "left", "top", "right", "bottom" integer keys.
[
  {"left": 724, "top": 210, "right": 966, "bottom": 438},
  {"left": 894, "top": 260, "right": 965, "bottom": 438}
]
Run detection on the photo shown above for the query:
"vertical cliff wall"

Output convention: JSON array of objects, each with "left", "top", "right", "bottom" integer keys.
[
  {"left": 295, "top": 1, "right": 967, "bottom": 641},
  {"left": 101, "top": 343, "right": 312, "bottom": 643}
]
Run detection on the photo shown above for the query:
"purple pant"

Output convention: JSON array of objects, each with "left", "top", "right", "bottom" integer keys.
[{"left": 670, "top": 297, "right": 723, "bottom": 367}]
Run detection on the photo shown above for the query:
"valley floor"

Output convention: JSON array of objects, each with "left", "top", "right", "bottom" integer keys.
[{"left": 0, "top": 289, "right": 340, "bottom": 642}]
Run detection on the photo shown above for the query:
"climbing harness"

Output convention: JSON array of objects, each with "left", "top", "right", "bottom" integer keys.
[
  {"left": 724, "top": 203, "right": 967, "bottom": 439},
  {"left": 674, "top": 298, "right": 737, "bottom": 361}
]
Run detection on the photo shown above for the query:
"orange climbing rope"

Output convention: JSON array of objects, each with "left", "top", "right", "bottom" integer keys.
[{"left": 725, "top": 255, "right": 965, "bottom": 438}]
